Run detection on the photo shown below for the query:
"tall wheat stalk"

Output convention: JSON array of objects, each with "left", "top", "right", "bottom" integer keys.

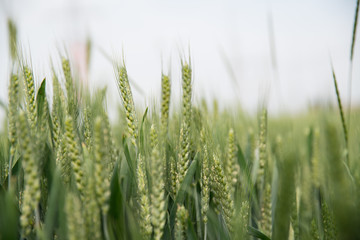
[{"left": 116, "top": 64, "right": 138, "bottom": 148}]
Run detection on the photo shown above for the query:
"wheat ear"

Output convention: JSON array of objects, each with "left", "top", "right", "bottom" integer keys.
[
  {"left": 116, "top": 64, "right": 138, "bottom": 148},
  {"left": 150, "top": 125, "right": 166, "bottom": 240},
  {"left": 17, "top": 112, "right": 41, "bottom": 237}
]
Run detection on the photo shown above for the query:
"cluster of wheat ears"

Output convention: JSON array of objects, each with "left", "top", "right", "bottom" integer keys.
[{"left": 1, "top": 7, "right": 360, "bottom": 239}]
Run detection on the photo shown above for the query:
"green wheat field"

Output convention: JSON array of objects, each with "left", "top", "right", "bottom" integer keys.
[{"left": 1, "top": 4, "right": 360, "bottom": 239}]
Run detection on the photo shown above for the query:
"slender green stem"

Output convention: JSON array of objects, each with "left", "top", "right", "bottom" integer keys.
[
  {"left": 35, "top": 205, "right": 41, "bottom": 231},
  {"left": 204, "top": 223, "right": 207, "bottom": 240},
  {"left": 103, "top": 213, "right": 110, "bottom": 240}
]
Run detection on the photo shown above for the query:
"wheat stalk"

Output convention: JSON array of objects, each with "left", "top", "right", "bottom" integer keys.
[
  {"left": 137, "top": 153, "right": 152, "bottom": 239},
  {"left": 211, "top": 152, "right": 234, "bottom": 232},
  {"left": 261, "top": 183, "right": 272, "bottom": 237},
  {"left": 257, "top": 109, "right": 268, "bottom": 186},
  {"left": 82, "top": 144, "right": 102, "bottom": 240},
  {"left": 116, "top": 64, "right": 138, "bottom": 148},
  {"left": 23, "top": 66, "right": 37, "bottom": 130},
  {"left": 225, "top": 128, "right": 239, "bottom": 195},
  {"left": 94, "top": 117, "right": 111, "bottom": 214},
  {"left": 65, "top": 191, "right": 86, "bottom": 240},
  {"left": 62, "top": 58, "right": 77, "bottom": 118},
  {"left": 64, "top": 116, "right": 85, "bottom": 197},
  {"left": 201, "top": 139, "right": 210, "bottom": 225},
  {"left": 175, "top": 205, "right": 188, "bottom": 240},
  {"left": 17, "top": 112, "right": 41, "bottom": 237},
  {"left": 160, "top": 74, "right": 171, "bottom": 138},
  {"left": 149, "top": 125, "right": 166, "bottom": 240}
]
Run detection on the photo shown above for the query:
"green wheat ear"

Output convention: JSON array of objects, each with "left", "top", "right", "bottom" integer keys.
[
  {"left": 83, "top": 106, "right": 93, "bottom": 150},
  {"left": 23, "top": 66, "right": 37, "bottom": 130},
  {"left": 56, "top": 135, "right": 71, "bottom": 185},
  {"left": 261, "top": 183, "right": 272, "bottom": 237},
  {"left": 8, "top": 74, "right": 19, "bottom": 174},
  {"left": 176, "top": 62, "right": 192, "bottom": 190},
  {"left": 52, "top": 71, "right": 65, "bottom": 150},
  {"left": 175, "top": 205, "right": 188, "bottom": 240},
  {"left": 170, "top": 156, "right": 178, "bottom": 197},
  {"left": 82, "top": 144, "right": 102, "bottom": 240},
  {"left": 211, "top": 152, "right": 234, "bottom": 232},
  {"left": 160, "top": 74, "right": 171, "bottom": 138},
  {"left": 8, "top": 74, "right": 19, "bottom": 150},
  {"left": 102, "top": 112, "right": 117, "bottom": 177},
  {"left": 201, "top": 142, "right": 210, "bottom": 239},
  {"left": 311, "top": 128, "right": 321, "bottom": 188},
  {"left": 181, "top": 62, "right": 192, "bottom": 125},
  {"left": 233, "top": 200, "right": 249, "bottom": 239},
  {"left": 257, "top": 109, "right": 268, "bottom": 187},
  {"left": 321, "top": 202, "right": 337, "bottom": 240},
  {"left": 137, "top": 153, "right": 152, "bottom": 239},
  {"left": 93, "top": 117, "right": 111, "bottom": 214},
  {"left": 149, "top": 125, "right": 166, "bottom": 240},
  {"left": 225, "top": 128, "right": 240, "bottom": 194},
  {"left": 177, "top": 123, "right": 190, "bottom": 191},
  {"left": 62, "top": 58, "right": 77, "bottom": 118},
  {"left": 310, "top": 218, "right": 320, "bottom": 240},
  {"left": 17, "top": 112, "right": 41, "bottom": 237},
  {"left": 116, "top": 64, "right": 138, "bottom": 148},
  {"left": 65, "top": 191, "right": 86, "bottom": 240},
  {"left": 200, "top": 129, "right": 210, "bottom": 227},
  {"left": 64, "top": 116, "right": 85, "bottom": 197}
]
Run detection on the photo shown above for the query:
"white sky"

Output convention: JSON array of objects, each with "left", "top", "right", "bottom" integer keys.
[{"left": 0, "top": 0, "right": 359, "bottom": 121}]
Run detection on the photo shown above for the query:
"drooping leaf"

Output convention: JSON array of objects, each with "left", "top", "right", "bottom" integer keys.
[
  {"left": 36, "top": 78, "right": 47, "bottom": 119},
  {"left": 139, "top": 107, "right": 148, "bottom": 151}
]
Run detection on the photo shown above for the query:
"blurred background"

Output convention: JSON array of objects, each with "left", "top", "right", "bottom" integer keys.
[{"left": 0, "top": 0, "right": 359, "bottom": 121}]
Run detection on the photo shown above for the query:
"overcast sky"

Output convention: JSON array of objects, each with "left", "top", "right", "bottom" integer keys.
[{"left": 0, "top": 0, "right": 359, "bottom": 121}]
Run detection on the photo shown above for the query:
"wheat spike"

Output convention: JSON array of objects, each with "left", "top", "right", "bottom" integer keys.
[
  {"left": 116, "top": 64, "right": 138, "bottom": 148},
  {"left": 93, "top": 117, "right": 111, "bottom": 214},
  {"left": 17, "top": 112, "right": 41, "bottom": 237},
  {"left": 137, "top": 154, "right": 152, "bottom": 239},
  {"left": 175, "top": 205, "right": 188, "bottom": 240},
  {"left": 23, "top": 66, "right": 37, "bottom": 130},
  {"left": 149, "top": 125, "right": 166, "bottom": 240},
  {"left": 160, "top": 74, "right": 171, "bottom": 138},
  {"left": 64, "top": 116, "right": 85, "bottom": 197},
  {"left": 65, "top": 192, "right": 86, "bottom": 240}
]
